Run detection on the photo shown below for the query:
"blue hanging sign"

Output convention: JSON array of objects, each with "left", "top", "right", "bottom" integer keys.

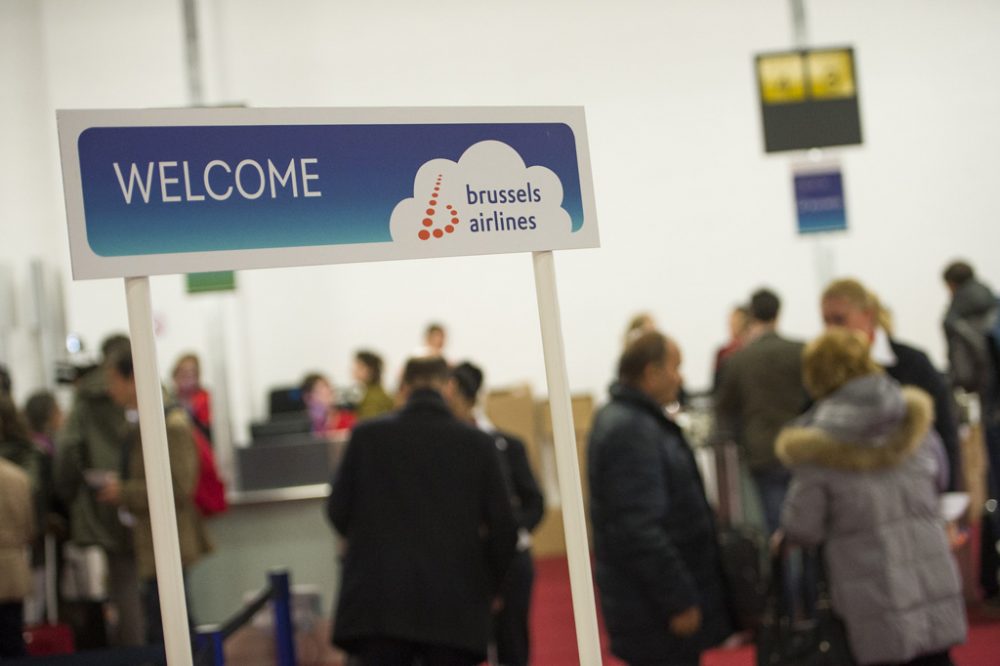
[{"left": 793, "top": 165, "right": 847, "bottom": 234}]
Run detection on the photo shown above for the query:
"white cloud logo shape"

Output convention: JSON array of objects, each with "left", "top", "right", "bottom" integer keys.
[{"left": 390, "top": 140, "right": 571, "bottom": 246}]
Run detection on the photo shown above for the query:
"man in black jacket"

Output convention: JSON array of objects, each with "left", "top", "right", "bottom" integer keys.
[
  {"left": 942, "top": 260, "right": 998, "bottom": 399},
  {"left": 327, "top": 356, "right": 518, "bottom": 666},
  {"left": 444, "top": 361, "right": 545, "bottom": 666},
  {"left": 589, "top": 331, "right": 731, "bottom": 666},
  {"left": 943, "top": 261, "right": 1000, "bottom": 601}
]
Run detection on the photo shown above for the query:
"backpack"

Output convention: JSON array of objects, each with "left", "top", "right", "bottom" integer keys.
[{"left": 191, "top": 425, "right": 227, "bottom": 516}]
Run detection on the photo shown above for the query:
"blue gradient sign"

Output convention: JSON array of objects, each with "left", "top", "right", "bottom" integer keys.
[
  {"left": 794, "top": 165, "right": 847, "bottom": 234},
  {"left": 57, "top": 108, "right": 598, "bottom": 279}
]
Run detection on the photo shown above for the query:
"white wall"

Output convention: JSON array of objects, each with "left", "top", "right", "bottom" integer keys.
[{"left": 2, "top": 0, "right": 998, "bottom": 432}]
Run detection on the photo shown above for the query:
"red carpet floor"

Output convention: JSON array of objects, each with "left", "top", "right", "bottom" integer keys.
[{"left": 530, "top": 556, "right": 1000, "bottom": 666}]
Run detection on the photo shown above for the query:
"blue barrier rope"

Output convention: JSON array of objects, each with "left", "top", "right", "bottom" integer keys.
[
  {"left": 14, "top": 569, "right": 297, "bottom": 666},
  {"left": 195, "top": 567, "right": 298, "bottom": 666}
]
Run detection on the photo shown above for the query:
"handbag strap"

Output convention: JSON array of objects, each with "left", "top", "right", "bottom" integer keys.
[{"left": 767, "top": 540, "right": 833, "bottom": 619}]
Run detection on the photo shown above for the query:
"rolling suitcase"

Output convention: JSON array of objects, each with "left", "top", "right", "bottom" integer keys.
[{"left": 23, "top": 535, "right": 75, "bottom": 656}]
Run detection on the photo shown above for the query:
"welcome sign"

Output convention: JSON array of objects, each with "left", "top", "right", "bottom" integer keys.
[{"left": 57, "top": 107, "right": 599, "bottom": 279}]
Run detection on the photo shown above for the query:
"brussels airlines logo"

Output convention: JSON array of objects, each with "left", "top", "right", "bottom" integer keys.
[{"left": 390, "top": 140, "right": 571, "bottom": 246}]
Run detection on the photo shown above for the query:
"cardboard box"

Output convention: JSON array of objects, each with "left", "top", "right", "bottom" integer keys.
[{"left": 484, "top": 384, "right": 542, "bottom": 485}]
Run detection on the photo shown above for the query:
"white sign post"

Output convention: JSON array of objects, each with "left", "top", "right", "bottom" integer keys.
[
  {"left": 125, "top": 277, "right": 192, "bottom": 663},
  {"left": 57, "top": 107, "right": 601, "bottom": 665},
  {"left": 532, "top": 251, "right": 602, "bottom": 657}
]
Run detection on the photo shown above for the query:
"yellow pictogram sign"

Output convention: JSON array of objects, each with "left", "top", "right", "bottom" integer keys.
[
  {"left": 807, "top": 50, "right": 856, "bottom": 99},
  {"left": 758, "top": 54, "right": 806, "bottom": 104}
]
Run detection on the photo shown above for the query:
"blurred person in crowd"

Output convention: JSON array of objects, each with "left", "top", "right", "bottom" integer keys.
[
  {"left": 352, "top": 350, "right": 395, "bottom": 421},
  {"left": 821, "top": 278, "right": 961, "bottom": 491},
  {"left": 171, "top": 353, "right": 212, "bottom": 444},
  {"left": 413, "top": 322, "right": 448, "bottom": 360},
  {"left": 0, "top": 364, "right": 11, "bottom": 397},
  {"left": 25, "top": 390, "right": 64, "bottom": 457},
  {"left": 327, "top": 356, "right": 517, "bottom": 666},
  {"left": 54, "top": 333, "right": 144, "bottom": 646},
  {"left": 777, "top": 328, "right": 966, "bottom": 666},
  {"left": 0, "top": 395, "right": 52, "bottom": 588},
  {"left": 0, "top": 458, "right": 33, "bottom": 658},
  {"left": 624, "top": 311, "right": 657, "bottom": 346},
  {"left": 20, "top": 391, "right": 66, "bottom": 622},
  {"left": 589, "top": 331, "right": 731, "bottom": 666},
  {"left": 444, "top": 361, "right": 545, "bottom": 666},
  {"left": 0, "top": 395, "right": 50, "bottom": 552},
  {"left": 712, "top": 289, "right": 808, "bottom": 534},
  {"left": 712, "top": 304, "right": 750, "bottom": 390},
  {"left": 941, "top": 260, "right": 998, "bottom": 398},
  {"left": 302, "top": 372, "right": 356, "bottom": 437},
  {"left": 943, "top": 261, "right": 1000, "bottom": 602},
  {"left": 100, "top": 346, "right": 212, "bottom": 644}
]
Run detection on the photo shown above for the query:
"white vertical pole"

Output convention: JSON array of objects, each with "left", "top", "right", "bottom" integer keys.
[
  {"left": 531, "top": 251, "right": 602, "bottom": 665},
  {"left": 124, "top": 277, "right": 194, "bottom": 666}
]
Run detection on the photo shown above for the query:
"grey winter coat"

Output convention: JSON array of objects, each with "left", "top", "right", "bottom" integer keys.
[{"left": 776, "top": 374, "right": 966, "bottom": 665}]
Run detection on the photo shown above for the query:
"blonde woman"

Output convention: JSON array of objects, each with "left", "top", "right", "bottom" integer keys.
[
  {"left": 777, "top": 329, "right": 966, "bottom": 665},
  {"left": 820, "top": 279, "right": 960, "bottom": 491}
]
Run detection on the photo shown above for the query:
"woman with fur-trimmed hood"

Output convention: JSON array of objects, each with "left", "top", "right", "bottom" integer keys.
[{"left": 777, "top": 328, "right": 966, "bottom": 666}]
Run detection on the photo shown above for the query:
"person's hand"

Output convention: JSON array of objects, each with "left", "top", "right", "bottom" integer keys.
[
  {"left": 946, "top": 522, "right": 969, "bottom": 551},
  {"left": 769, "top": 529, "right": 785, "bottom": 555},
  {"left": 491, "top": 595, "right": 505, "bottom": 613},
  {"left": 96, "top": 478, "right": 122, "bottom": 505},
  {"left": 669, "top": 606, "right": 701, "bottom": 636}
]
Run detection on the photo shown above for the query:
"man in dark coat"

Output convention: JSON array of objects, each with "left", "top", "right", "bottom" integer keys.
[
  {"left": 943, "top": 260, "right": 1000, "bottom": 601},
  {"left": 327, "top": 356, "right": 518, "bottom": 666},
  {"left": 444, "top": 361, "right": 545, "bottom": 666},
  {"left": 942, "top": 260, "right": 998, "bottom": 399},
  {"left": 589, "top": 331, "right": 732, "bottom": 666}
]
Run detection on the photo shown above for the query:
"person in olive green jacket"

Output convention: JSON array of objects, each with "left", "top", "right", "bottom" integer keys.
[
  {"left": 101, "top": 347, "right": 212, "bottom": 644},
  {"left": 54, "top": 334, "right": 144, "bottom": 646},
  {"left": 352, "top": 350, "right": 396, "bottom": 421}
]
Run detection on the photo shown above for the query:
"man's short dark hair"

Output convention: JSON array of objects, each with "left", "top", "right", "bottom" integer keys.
[
  {"left": 749, "top": 288, "right": 780, "bottom": 323},
  {"left": 401, "top": 357, "right": 450, "bottom": 389},
  {"left": 106, "top": 347, "right": 134, "bottom": 379},
  {"left": 25, "top": 391, "right": 58, "bottom": 433},
  {"left": 618, "top": 331, "right": 669, "bottom": 386},
  {"left": 101, "top": 334, "right": 131, "bottom": 361},
  {"left": 943, "top": 261, "right": 974, "bottom": 287},
  {"left": 451, "top": 361, "right": 484, "bottom": 401}
]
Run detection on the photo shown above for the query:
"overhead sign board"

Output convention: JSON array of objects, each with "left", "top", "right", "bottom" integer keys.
[
  {"left": 756, "top": 47, "right": 863, "bottom": 153},
  {"left": 57, "top": 107, "right": 599, "bottom": 279},
  {"left": 794, "top": 163, "right": 847, "bottom": 234}
]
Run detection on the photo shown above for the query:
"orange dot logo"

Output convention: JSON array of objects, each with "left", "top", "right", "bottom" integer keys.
[{"left": 418, "top": 173, "right": 461, "bottom": 241}]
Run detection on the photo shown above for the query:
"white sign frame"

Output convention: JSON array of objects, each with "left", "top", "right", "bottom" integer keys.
[{"left": 57, "top": 106, "right": 602, "bottom": 666}]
